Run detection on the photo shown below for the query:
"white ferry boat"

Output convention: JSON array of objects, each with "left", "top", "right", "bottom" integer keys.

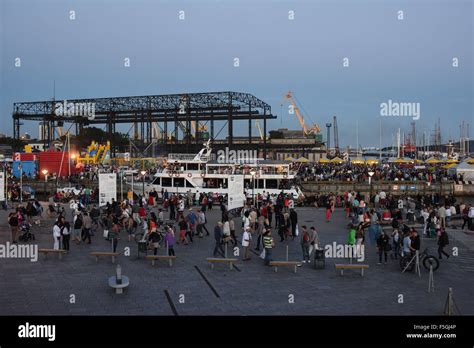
[{"left": 129, "top": 142, "right": 303, "bottom": 199}]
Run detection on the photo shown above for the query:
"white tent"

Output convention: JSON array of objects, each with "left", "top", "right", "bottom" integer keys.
[{"left": 448, "top": 161, "right": 474, "bottom": 180}]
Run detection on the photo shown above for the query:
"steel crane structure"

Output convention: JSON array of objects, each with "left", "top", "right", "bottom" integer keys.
[
  {"left": 283, "top": 91, "right": 321, "bottom": 136},
  {"left": 12, "top": 91, "right": 276, "bottom": 156}
]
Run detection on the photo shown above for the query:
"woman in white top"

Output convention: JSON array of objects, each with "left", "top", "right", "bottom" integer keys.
[{"left": 53, "top": 221, "right": 62, "bottom": 250}]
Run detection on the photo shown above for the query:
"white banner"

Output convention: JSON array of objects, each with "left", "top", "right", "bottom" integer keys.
[
  {"left": 0, "top": 172, "right": 4, "bottom": 201},
  {"left": 99, "top": 173, "right": 117, "bottom": 207},
  {"left": 228, "top": 175, "right": 245, "bottom": 210}
]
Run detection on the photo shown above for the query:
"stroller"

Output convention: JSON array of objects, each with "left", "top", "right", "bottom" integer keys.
[{"left": 18, "top": 222, "right": 35, "bottom": 242}]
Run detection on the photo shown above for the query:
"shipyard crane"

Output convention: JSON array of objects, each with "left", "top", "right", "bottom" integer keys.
[
  {"left": 255, "top": 120, "right": 267, "bottom": 140},
  {"left": 333, "top": 115, "right": 340, "bottom": 156},
  {"left": 283, "top": 91, "right": 321, "bottom": 136}
]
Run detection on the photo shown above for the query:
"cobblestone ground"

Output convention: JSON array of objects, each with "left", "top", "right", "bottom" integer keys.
[{"left": 0, "top": 203, "right": 473, "bottom": 315}]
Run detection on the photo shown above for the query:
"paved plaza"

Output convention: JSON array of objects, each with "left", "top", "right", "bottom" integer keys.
[{"left": 0, "top": 204, "right": 473, "bottom": 316}]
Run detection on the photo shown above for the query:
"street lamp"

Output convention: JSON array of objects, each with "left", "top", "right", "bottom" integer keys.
[
  {"left": 249, "top": 170, "right": 256, "bottom": 207},
  {"left": 42, "top": 169, "right": 48, "bottom": 201},
  {"left": 368, "top": 171, "right": 374, "bottom": 185},
  {"left": 368, "top": 171, "right": 374, "bottom": 204},
  {"left": 140, "top": 170, "right": 146, "bottom": 197}
]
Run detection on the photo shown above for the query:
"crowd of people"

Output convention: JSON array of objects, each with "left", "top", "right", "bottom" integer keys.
[
  {"left": 5, "top": 180, "right": 474, "bottom": 270},
  {"left": 295, "top": 162, "right": 459, "bottom": 183}
]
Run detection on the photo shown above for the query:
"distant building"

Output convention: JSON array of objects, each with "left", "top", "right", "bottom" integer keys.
[
  {"left": 268, "top": 129, "right": 326, "bottom": 162},
  {"left": 0, "top": 144, "right": 13, "bottom": 157},
  {"left": 20, "top": 133, "right": 31, "bottom": 140},
  {"left": 27, "top": 142, "right": 46, "bottom": 152}
]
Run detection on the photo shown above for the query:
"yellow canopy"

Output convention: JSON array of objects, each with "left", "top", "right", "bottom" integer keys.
[
  {"left": 365, "top": 158, "right": 379, "bottom": 165},
  {"left": 284, "top": 156, "right": 294, "bottom": 161},
  {"left": 392, "top": 158, "right": 413, "bottom": 164},
  {"left": 426, "top": 158, "right": 441, "bottom": 164},
  {"left": 295, "top": 157, "right": 309, "bottom": 163},
  {"left": 444, "top": 159, "right": 459, "bottom": 163},
  {"left": 467, "top": 158, "right": 474, "bottom": 164},
  {"left": 319, "top": 158, "right": 330, "bottom": 163},
  {"left": 443, "top": 163, "right": 457, "bottom": 169},
  {"left": 331, "top": 157, "right": 344, "bottom": 163}
]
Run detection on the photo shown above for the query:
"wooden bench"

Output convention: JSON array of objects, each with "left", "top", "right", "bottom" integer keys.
[
  {"left": 38, "top": 249, "right": 67, "bottom": 260},
  {"left": 335, "top": 264, "right": 369, "bottom": 276},
  {"left": 145, "top": 255, "right": 176, "bottom": 267},
  {"left": 90, "top": 252, "right": 119, "bottom": 263},
  {"left": 206, "top": 258, "right": 238, "bottom": 270},
  {"left": 269, "top": 261, "right": 302, "bottom": 273}
]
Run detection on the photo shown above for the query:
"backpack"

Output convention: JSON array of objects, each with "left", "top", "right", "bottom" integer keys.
[
  {"left": 74, "top": 216, "right": 83, "bottom": 229},
  {"left": 303, "top": 231, "right": 310, "bottom": 242}
]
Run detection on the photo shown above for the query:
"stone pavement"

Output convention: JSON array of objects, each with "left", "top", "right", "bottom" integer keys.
[{"left": 0, "top": 204, "right": 473, "bottom": 315}]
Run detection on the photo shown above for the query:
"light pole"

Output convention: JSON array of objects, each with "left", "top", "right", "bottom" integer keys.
[
  {"left": 250, "top": 170, "right": 256, "bottom": 207},
  {"left": 120, "top": 171, "right": 123, "bottom": 202},
  {"left": 42, "top": 169, "right": 48, "bottom": 201},
  {"left": 140, "top": 170, "right": 146, "bottom": 197},
  {"left": 19, "top": 163, "right": 23, "bottom": 204},
  {"left": 368, "top": 171, "right": 374, "bottom": 204}
]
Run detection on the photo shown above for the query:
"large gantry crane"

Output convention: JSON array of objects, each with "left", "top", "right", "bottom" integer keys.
[{"left": 283, "top": 91, "right": 321, "bottom": 136}]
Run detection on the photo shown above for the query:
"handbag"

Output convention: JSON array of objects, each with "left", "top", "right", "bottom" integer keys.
[
  {"left": 103, "top": 229, "right": 109, "bottom": 238},
  {"left": 259, "top": 249, "right": 266, "bottom": 259}
]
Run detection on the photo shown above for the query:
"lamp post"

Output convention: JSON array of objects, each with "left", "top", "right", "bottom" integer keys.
[
  {"left": 368, "top": 171, "right": 374, "bottom": 204},
  {"left": 140, "top": 170, "right": 146, "bottom": 197},
  {"left": 19, "top": 163, "right": 23, "bottom": 204},
  {"left": 250, "top": 170, "right": 256, "bottom": 207},
  {"left": 42, "top": 169, "right": 48, "bottom": 201}
]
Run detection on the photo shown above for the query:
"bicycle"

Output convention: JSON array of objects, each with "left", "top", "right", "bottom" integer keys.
[{"left": 400, "top": 248, "right": 439, "bottom": 273}]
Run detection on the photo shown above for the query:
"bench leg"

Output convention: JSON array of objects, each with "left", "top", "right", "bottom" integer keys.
[
  {"left": 112, "top": 256, "right": 115, "bottom": 264},
  {"left": 58, "top": 253, "right": 62, "bottom": 260},
  {"left": 274, "top": 267, "right": 277, "bottom": 273},
  {"left": 229, "top": 262, "right": 233, "bottom": 270},
  {"left": 169, "top": 259, "right": 172, "bottom": 268},
  {"left": 340, "top": 269, "right": 343, "bottom": 276},
  {"left": 152, "top": 260, "right": 155, "bottom": 266},
  {"left": 95, "top": 256, "right": 99, "bottom": 262},
  {"left": 294, "top": 265, "right": 297, "bottom": 273},
  {"left": 361, "top": 268, "right": 364, "bottom": 277},
  {"left": 211, "top": 263, "right": 214, "bottom": 270},
  {"left": 44, "top": 253, "right": 48, "bottom": 260}
]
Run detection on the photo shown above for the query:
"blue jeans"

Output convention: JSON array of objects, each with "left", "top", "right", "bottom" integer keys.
[
  {"left": 264, "top": 248, "right": 272, "bottom": 265},
  {"left": 301, "top": 244, "right": 310, "bottom": 261}
]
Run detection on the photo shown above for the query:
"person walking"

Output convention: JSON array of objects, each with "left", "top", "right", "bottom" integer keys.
[
  {"left": 263, "top": 229, "right": 274, "bottom": 266},
  {"left": 308, "top": 226, "right": 319, "bottom": 258},
  {"left": 391, "top": 228, "right": 400, "bottom": 260},
  {"left": 242, "top": 227, "right": 252, "bottom": 261},
  {"left": 165, "top": 226, "right": 176, "bottom": 256},
  {"left": 437, "top": 229, "right": 450, "bottom": 260},
  {"left": 61, "top": 221, "right": 71, "bottom": 252},
  {"left": 81, "top": 212, "right": 92, "bottom": 244},
  {"left": 376, "top": 231, "right": 390, "bottom": 264},
  {"left": 109, "top": 219, "right": 120, "bottom": 253},
  {"left": 325, "top": 198, "right": 332, "bottom": 223},
  {"left": 300, "top": 225, "right": 311, "bottom": 263},
  {"left": 53, "top": 220, "right": 62, "bottom": 250},
  {"left": 196, "top": 208, "right": 204, "bottom": 238},
  {"left": 289, "top": 208, "right": 298, "bottom": 240},
  {"left": 178, "top": 216, "right": 189, "bottom": 245},
  {"left": 229, "top": 217, "right": 237, "bottom": 246},
  {"left": 72, "top": 211, "right": 83, "bottom": 244},
  {"left": 213, "top": 222, "right": 225, "bottom": 257},
  {"left": 8, "top": 212, "right": 19, "bottom": 243}
]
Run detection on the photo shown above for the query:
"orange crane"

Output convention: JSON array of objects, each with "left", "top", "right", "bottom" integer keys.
[{"left": 283, "top": 91, "right": 321, "bottom": 135}]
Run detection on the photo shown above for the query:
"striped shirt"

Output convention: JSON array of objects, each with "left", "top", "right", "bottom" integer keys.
[{"left": 263, "top": 236, "right": 273, "bottom": 249}]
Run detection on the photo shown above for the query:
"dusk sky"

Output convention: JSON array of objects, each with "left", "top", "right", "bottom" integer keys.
[{"left": 1, "top": 0, "right": 472, "bottom": 148}]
